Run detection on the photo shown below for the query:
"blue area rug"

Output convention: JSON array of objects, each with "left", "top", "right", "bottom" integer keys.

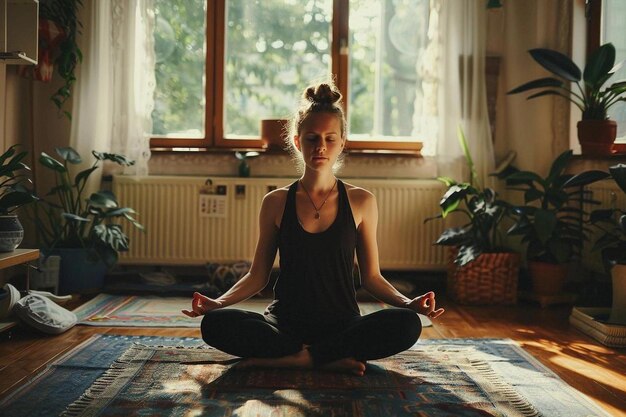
[{"left": 0, "top": 336, "right": 610, "bottom": 417}]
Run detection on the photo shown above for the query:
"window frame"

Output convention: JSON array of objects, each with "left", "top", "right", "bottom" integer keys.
[
  {"left": 150, "top": 0, "right": 423, "bottom": 153},
  {"left": 585, "top": 0, "right": 626, "bottom": 153}
]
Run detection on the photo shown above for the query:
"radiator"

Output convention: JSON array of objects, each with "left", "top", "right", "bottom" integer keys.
[{"left": 112, "top": 176, "right": 449, "bottom": 270}]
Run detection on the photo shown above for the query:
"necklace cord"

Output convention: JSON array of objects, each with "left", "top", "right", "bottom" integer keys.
[{"left": 299, "top": 179, "right": 337, "bottom": 219}]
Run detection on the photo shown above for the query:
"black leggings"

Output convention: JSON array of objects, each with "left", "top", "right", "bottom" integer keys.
[{"left": 200, "top": 307, "right": 421, "bottom": 367}]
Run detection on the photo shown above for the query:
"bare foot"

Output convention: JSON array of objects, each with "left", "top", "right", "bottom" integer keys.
[
  {"left": 237, "top": 349, "right": 313, "bottom": 370},
  {"left": 236, "top": 350, "right": 366, "bottom": 376},
  {"left": 322, "top": 358, "right": 367, "bottom": 376}
]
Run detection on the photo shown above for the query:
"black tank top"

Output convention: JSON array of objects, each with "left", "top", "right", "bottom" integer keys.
[{"left": 265, "top": 179, "right": 360, "bottom": 325}]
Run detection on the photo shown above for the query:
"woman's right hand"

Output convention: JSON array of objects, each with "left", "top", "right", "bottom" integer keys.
[{"left": 182, "top": 292, "right": 223, "bottom": 317}]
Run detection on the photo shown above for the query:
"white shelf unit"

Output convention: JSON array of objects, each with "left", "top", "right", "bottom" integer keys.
[{"left": 0, "top": 0, "right": 38, "bottom": 65}]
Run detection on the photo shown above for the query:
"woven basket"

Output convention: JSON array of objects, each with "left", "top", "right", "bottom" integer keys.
[{"left": 447, "top": 249, "right": 520, "bottom": 305}]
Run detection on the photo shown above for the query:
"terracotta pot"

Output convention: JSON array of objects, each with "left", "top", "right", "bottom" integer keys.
[
  {"left": 528, "top": 261, "right": 568, "bottom": 296},
  {"left": 609, "top": 264, "right": 626, "bottom": 325},
  {"left": 577, "top": 119, "right": 617, "bottom": 157},
  {"left": 260, "top": 119, "right": 289, "bottom": 150}
]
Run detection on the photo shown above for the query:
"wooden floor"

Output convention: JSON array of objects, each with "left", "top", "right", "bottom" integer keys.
[{"left": 1, "top": 296, "right": 625, "bottom": 416}]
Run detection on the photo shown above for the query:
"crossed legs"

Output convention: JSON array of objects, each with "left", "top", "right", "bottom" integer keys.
[{"left": 200, "top": 308, "right": 421, "bottom": 375}]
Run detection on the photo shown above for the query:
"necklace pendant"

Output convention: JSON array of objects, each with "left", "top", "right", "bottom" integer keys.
[{"left": 314, "top": 212, "right": 320, "bottom": 219}]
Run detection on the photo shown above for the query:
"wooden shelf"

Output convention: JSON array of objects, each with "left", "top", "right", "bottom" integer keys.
[
  {"left": 0, "top": 248, "right": 39, "bottom": 269},
  {"left": 0, "top": 248, "right": 40, "bottom": 334}
]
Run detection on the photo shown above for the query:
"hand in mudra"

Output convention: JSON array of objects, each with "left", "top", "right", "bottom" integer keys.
[
  {"left": 407, "top": 291, "right": 445, "bottom": 318},
  {"left": 182, "top": 292, "right": 222, "bottom": 317}
]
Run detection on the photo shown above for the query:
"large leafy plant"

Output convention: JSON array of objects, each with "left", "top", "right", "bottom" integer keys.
[
  {"left": 502, "top": 150, "right": 609, "bottom": 264},
  {"left": 0, "top": 145, "right": 38, "bottom": 215},
  {"left": 426, "top": 128, "right": 511, "bottom": 266},
  {"left": 508, "top": 43, "right": 626, "bottom": 120},
  {"left": 33, "top": 147, "right": 144, "bottom": 266}
]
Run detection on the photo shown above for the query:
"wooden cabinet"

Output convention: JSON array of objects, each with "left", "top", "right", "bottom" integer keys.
[{"left": 0, "top": 0, "right": 38, "bottom": 65}]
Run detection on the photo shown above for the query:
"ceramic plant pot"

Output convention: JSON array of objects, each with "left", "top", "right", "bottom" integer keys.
[
  {"left": 46, "top": 248, "right": 108, "bottom": 295},
  {"left": 0, "top": 215, "right": 24, "bottom": 252}
]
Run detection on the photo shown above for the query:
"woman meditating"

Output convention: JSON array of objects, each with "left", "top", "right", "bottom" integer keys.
[{"left": 183, "top": 81, "right": 444, "bottom": 376}]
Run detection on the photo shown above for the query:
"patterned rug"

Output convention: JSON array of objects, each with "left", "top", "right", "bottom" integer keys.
[
  {"left": 72, "top": 293, "right": 432, "bottom": 327},
  {"left": 0, "top": 335, "right": 610, "bottom": 417}
]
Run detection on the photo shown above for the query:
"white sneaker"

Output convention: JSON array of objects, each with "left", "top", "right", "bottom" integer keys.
[
  {"left": 28, "top": 290, "right": 72, "bottom": 305},
  {"left": 0, "top": 284, "right": 21, "bottom": 319}
]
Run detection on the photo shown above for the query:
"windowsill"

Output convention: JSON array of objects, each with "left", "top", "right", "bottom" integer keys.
[{"left": 150, "top": 146, "right": 424, "bottom": 157}]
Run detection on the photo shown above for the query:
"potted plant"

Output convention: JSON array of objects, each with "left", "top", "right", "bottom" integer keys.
[
  {"left": 0, "top": 145, "right": 38, "bottom": 252},
  {"left": 426, "top": 128, "right": 519, "bottom": 305},
  {"left": 508, "top": 43, "right": 626, "bottom": 156},
  {"left": 32, "top": 147, "right": 144, "bottom": 294},
  {"left": 39, "top": 0, "right": 83, "bottom": 120},
  {"left": 567, "top": 164, "right": 626, "bottom": 324},
  {"left": 501, "top": 150, "right": 609, "bottom": 296}
]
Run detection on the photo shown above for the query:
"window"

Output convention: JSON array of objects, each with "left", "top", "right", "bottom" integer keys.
[
  {"left": 150, "top": 0, "right": 430, "bottom": 152},
  {"left": 587, "top": 0, "right": 626, "bottom": 144}
]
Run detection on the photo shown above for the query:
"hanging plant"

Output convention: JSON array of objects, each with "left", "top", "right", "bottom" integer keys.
[{"left": 26, "top": 0, "right": 83, "bottom": 121}]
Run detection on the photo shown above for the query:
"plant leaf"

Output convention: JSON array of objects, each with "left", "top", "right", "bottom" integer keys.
[
  {"left": 75, "top": 166, "right": 99, "bottom": 188},
  {"left": 435, "top": 227, "right": 470, "bottom": 246},
  {"left": 609, "top": 164, "right": 626, "bottom": 194},
  {"left": 548, "top": 150, "right": 573, "bottom": 181},
  {"left": 62, "top": 212, "right": 90, "bottom": 222},
  {"left": 455, "top": 245, "right": 482, "bottom": 266},
  {"left": 563, "top": 170, "right": 610, "bottom": 188},
  {"left": 529, "top": 48, "right": 582, "bottom": 82},
  {"left": 39, "top": 152, "right": 67, "bottom": 173},
  {"left": 507, "top": 77, "right": 564, "bottom": 94},
  {"left": 89, "top": 191, "right": 118, "bottom": 209},
  {"left": 92, "top": 151, "right": 135, "bottom": 166},
  {"left": 584, "top": 43, "right": 616, "bottom": 88},
  {"left": 56, "top": 147, "right": 82, "bottom": 164}
]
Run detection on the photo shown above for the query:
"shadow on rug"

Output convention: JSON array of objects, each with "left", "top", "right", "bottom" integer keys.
[{"left": 0, "top": 336, "right": 609, "bottom": 417}]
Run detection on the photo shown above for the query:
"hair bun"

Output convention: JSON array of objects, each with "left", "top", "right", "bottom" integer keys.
[{"left": 304, "top": 83, "right": 342, "bottom": 105}]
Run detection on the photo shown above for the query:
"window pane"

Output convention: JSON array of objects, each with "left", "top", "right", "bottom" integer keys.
[
  {"left": 152, "top": 0, "right": 206, "bottom": 138},
  {"left": 603, "top": 0, "right": 626, "bottom": 141},
  {"left": 224, "top": 0, "right": 332, "bottom": 138},
  {"left": 349, "top": 0, "right": 430, "bottom": 141}
]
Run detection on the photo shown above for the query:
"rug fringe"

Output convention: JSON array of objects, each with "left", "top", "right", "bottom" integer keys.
[
  {"left": 465, "top": 356, "right": 541, "bottom": 417},
  {"left": 60, "top": 343, "right": 147, "bottom": 417}
]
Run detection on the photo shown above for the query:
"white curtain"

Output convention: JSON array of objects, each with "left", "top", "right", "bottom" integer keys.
[
  {"left": 421, "top": 0, "right": 495, "bottom": 186},
  {"left": 70, "top": 0, "right": 155, "bottom": 184}
]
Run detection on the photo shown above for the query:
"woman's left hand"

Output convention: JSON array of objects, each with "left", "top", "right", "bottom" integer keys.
[{"left": 407, "top": 291, "right": 445, "bottom": 318}]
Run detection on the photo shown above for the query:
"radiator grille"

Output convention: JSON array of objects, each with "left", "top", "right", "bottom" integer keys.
[{"left": 113, "top": 176, "right": 448, "bottom": 270}]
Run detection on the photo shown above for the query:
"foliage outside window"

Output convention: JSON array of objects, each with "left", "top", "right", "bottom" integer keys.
[
  {"left": 601, "top": 0, "right": 626, "bottom": 142},
  {"left": 149, "top": 0, "right": 430, "bottom": 152}
]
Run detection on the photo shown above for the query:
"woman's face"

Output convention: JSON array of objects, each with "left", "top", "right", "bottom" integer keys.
[{"left": 295, "top": 112, "right": 345, "bottom": 172}]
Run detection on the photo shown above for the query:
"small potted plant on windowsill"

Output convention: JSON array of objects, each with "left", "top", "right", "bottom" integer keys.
[
  {"left": 508, "top": 43, "right": 626, "bottom": 156},
  {"left": 567, "top": 164, "right": 626, "bottom": 325},
  {"left": 31, "top": 147, "right": 144, "bottom": 294},
  {"left": 501, "top": 150, "right": 609, "bottom": 297},
  {"left": 426, "top": 128, "right": 519, "bottom": 305},
  {"left": 0, "top": 145, "right": 38, "bottom": 252}
]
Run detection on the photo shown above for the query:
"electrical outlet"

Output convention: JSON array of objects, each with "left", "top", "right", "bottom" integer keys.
[{"left": 199, "top": 194, "right": 227, "bottom": 218}]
